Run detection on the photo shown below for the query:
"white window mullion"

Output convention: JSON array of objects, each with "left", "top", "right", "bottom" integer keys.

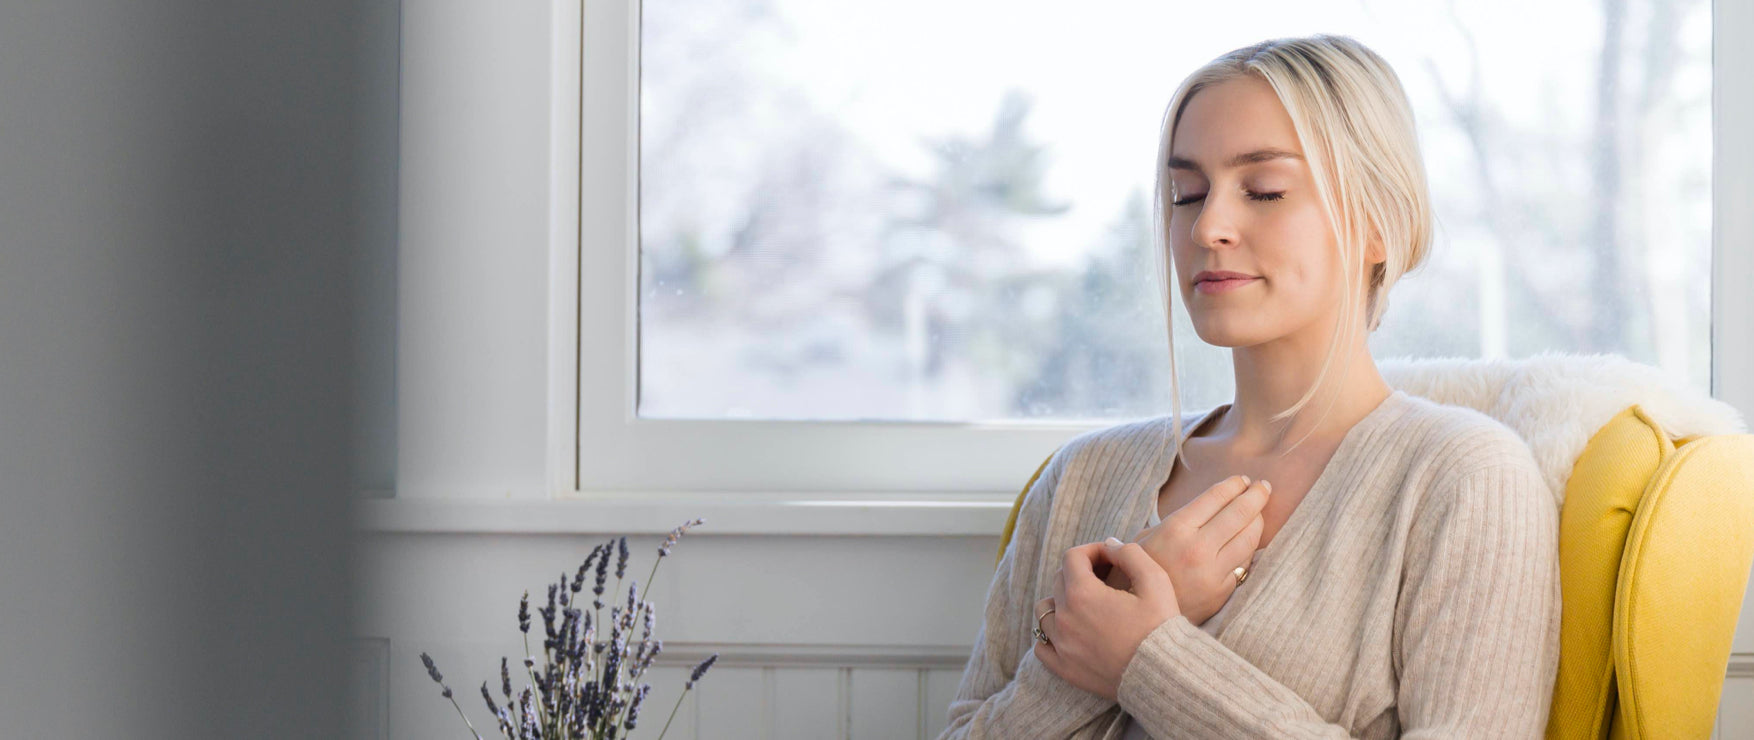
[{"left": 1714, "top": 0, "right": 1753, "bottom": 418}]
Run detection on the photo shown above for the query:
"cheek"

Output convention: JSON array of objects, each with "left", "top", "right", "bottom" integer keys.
[{"left": 1267, "top": 211, "right": 1342, "bottom": 286}]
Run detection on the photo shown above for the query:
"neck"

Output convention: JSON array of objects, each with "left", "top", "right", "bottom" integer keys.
[{"left": 1211, "top": 327, "right": 1391, "bottom": 458}]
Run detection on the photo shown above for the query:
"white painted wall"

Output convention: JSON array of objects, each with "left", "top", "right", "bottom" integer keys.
[
  {"left": 394, "top": 0, "right": 554, "bottom": 501},
  {"left": 357, "top": 1, "right": 1754, "bottom": 738}
]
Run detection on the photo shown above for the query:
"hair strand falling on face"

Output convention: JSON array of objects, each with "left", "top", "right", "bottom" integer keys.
[{"left": 1150, "top": 34, "right": 1434, "bottom": 474}]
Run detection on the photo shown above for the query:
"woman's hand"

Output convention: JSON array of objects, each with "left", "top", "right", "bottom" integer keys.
[
  {"left": 1103, "top": 475, "right": 1270, "bottom": 626},
  {"left": 1033, "top": 538, "right": 1180, "bottom": 701}
]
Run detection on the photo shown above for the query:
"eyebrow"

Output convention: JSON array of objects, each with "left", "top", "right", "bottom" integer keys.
[{"left": 1166, "top": 147, "right": 1304, "bottom": 172}]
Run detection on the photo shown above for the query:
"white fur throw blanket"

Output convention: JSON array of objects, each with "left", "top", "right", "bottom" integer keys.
[{"left": 1377, "top": 351, "right": 1747, "bottom": 506}]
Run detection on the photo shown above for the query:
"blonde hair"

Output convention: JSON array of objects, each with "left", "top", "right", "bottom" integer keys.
[{"left": 1150, "top": 34, "right": 1433, "bottom": 471}]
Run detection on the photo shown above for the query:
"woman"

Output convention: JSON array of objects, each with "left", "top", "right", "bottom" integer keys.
[{"left": 939, "top": 34, "right": 1560, "bottom": 739}]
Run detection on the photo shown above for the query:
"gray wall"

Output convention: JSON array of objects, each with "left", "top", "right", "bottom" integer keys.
[{"left": 0, "top": 1, "right": 395, "bottom": 735}]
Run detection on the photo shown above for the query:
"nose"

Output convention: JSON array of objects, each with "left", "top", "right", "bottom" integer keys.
[{"left": 1190, "top": 194, "right": 1239, "bottom": 251}]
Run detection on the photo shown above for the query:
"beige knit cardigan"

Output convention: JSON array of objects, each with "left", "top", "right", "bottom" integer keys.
[{"left": 939, "top": 389, "right": 1562, "bottom": 739}]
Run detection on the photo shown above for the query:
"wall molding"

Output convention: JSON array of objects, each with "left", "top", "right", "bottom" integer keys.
[
  {"left": 1728, "top": 653, "right": 1754, "bottom": 679},
  {"left": 637, "top": 641, "right": 971, "bottom": 671},
  {"left": 353, "top": 494, "right": 1015, "bottom": 536}
]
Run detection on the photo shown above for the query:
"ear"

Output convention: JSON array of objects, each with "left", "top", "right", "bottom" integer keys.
[{"left": 1365, "top": 229, "right": 1387, "bottom": 266}]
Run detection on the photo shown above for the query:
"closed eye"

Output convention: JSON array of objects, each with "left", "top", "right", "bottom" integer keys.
[{"left": 1172, "top": 191, "right": 1286, "bottom": 207}]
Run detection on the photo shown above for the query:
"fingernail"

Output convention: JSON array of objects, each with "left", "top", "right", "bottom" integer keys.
[
  {"left": 1261, "top": 479, "right": 1272, "bottom": 494},
  {"left": 1240, "top": 475, "right": 1251, "bottom": 486},
  {"left": 1104, "top": 536, "right": 1123, "bottom": 547}
]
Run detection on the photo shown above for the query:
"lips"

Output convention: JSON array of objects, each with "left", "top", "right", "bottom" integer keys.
[
  {"left": 1193, "top": 275, "right": 1261, "bottom": 295},
  {"left": 1193, "top": 270, "right": 1259, "bottom": 283}
]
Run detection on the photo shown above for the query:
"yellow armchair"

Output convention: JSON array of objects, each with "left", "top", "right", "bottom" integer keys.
[{"left": 993, "top": 355, "right": 1753, "bottom": 739}]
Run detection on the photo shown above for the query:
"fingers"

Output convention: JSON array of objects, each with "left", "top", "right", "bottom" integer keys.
[
  {"left": 1059, "top": 540, "right": 1131, "bottom": 605},
  {"left": 1060, "top": 542, "right": 1103, "bottom": 599},
  {"left": 1053, "top": 549, "right": 1074, "bottom": 616},
  {"left": 1201, "top": 478, "right": 1271, "bottom": 549},
  {"left": 1034, "top": 595, "right": 1057, "bottom": 644},
  {"left": 1102, "top": 541, "right": 1171, "bottom": 600},
  {"left": 1215, "top": 511, "right": 1265, "bottom": 574},
  {"left": 1031, "top": 596, "right": 1059, "bottom": 666},
  {"left": 1169, "top": 474, "right": 1255, "bottom": 529}
]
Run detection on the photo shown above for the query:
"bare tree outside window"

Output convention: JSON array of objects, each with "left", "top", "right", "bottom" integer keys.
[{"left": 637, "top": 0, "right": 1712, "bottom": 422}]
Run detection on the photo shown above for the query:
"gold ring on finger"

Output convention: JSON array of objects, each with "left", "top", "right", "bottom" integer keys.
[{"left": 1034, "top": 606, "right": 1056, "bottom": 644}]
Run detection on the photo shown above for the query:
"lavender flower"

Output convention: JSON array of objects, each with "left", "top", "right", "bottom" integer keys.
[
  {"left": 572, "top": 544, "right": 602, "bottom": 596},
  {"left": 518, "top": 688, "right": 537, "bottom": 738},
  {"left": 641, "top": 517, "right": 706, "bottom": 604},
  {"left": 561, "top": 607, "right": 581, "bottom": 658},
  {"left": 492, "top": 701, "right": 516, "bottom": 739},
  {"left": 656, "top": 649, "right": 718, "bottom": 740},
  {"left": 420, "top": 652, "right": 451, "bottom": 698},
  {"left": 423, "top": 519, "right": 711, "bottom": 740},
  {"left": 632, "top": 638, "right": 662, "bottom": 682},
  {"left": 573, "top": 610, "right": 594, "bottom": 665},
  {"left": 686, "top": 653, "right": 718, "bottom": 690},
  {"left": 481, "top": 682, "right": 500, "bottom": 717},
  {"left": 615, "top": 536, "right": 629, "bottom": 578},
  {"left": 658, "top": 518, "right": 705, "bottom": 558},
  {"left": 582, "top": 610, "right": 603, "bottom": 666},
  {"left": 624, "top": 684, "right": 651, "bottom": 731},
  {"left": 421, "top": 652, "right": 484, "bottom": 738},
  {"left": 630, "top": 607, "right": 659, "bottom": 680},
  {"left": 542, "top": 583, "right": 558, "bottom": 642},
  {"left": 592, "top": 540, "right": 611, "bottom": 602}
]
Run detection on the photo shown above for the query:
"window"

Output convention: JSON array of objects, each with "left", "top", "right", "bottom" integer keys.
[{"left": 568, "top": 0, "right": 1738, "bottom": 495}]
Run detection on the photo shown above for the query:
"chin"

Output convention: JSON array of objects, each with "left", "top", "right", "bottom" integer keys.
[{"left": 1186, "top": 315, "right": 1276, "bottom": 348}]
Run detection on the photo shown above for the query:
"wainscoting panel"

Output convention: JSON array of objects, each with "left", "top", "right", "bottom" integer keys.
[
  {"left": 923, "top": 669, "right": 966, "bottom": 739},
  {"left": 1720, "top": 655, "right": 1753, "bottom": 740},
  {"left": 773, "top": 668, "right": 840, "bottom": 739},
  {"left": 849, "top": 668, "right": 917, "bottom": 739},
  {"left": 355, "top": 530, "right": 1754, "bottom": 739},
  {"left": 642, "top": 665, "right": 699, "bottom": 739},
  {"left": 695, "top": 666, "right": 767, "bottom": 739}
]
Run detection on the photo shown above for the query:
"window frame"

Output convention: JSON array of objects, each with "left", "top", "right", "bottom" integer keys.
[{"left": 554, "top": 0, "right": 1754, "bottom": 499}]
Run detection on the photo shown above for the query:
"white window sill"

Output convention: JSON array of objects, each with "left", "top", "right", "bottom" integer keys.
[{"left": 352, "top": 491, "right": 1018, "bottom": 536}]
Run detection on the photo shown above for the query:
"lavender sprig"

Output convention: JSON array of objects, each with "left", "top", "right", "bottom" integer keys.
[
  {"left": 481, "top": 681, "right": 514, "bottom": 738},
  {"left": 642, "top": 518, "right": 704, "bottom": 605},
  {"left": 615, "top": 537, "right": 630, "bottom": 579},
  {"left": 623, "top": 684, "right": 651, "bottom": 733},
  {"left": 686, "top": 654, "right": 717, "bottom": 689},
  {"left": 542, "top": 583, "right": 559, "bottom": 644},
  {"left": 572, "top": 544, "right": 603, "bottom": 598},
  {"left": 592, "top": 539, "right": 611, "bottom": 605},
  {"left": 656, "top": 653, "right": 719, "bottom": 740},
  {"left": 421, "top": 652, "right": 484, "bottom": 740},
  {"left": 423, "top": 519, "right": 711, "bottom": 740}
]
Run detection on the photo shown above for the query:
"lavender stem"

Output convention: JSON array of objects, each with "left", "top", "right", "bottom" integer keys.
[
  {"left": 445, "top": 692, "right": 485, "bottom": 740},
  {"left": 521, "top": 632, "right": 553, "bottom": 737},
  {"left": 654, "top": 684, "right": 692, "bottom": 740}
]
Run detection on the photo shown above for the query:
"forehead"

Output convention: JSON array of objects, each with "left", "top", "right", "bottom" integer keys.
[{"left": 1169, "top": 77, "right": 1304, "bottom": 173}]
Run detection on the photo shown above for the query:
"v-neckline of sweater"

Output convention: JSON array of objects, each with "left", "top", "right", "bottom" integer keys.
[{"left": 1140, "top": 388, "right": 1410, "bottom": 642}]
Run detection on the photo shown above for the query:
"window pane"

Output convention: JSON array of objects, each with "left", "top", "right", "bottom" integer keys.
[{"left": 638, "top": 0, "right": 1712, "bottom": 421}]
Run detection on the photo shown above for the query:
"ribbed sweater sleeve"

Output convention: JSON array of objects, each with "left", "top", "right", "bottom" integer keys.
[
  {"left": 1114, "top": 459, "right": 1562, "bottom": 738},
  {"left": 938, "top": 448, "right": 1118, "bottom": 739}
]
